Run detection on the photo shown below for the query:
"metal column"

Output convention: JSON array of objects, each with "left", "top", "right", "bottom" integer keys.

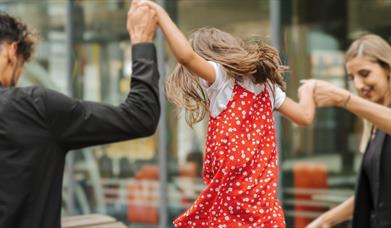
[
  {"left": 64, "top": 0, "right": 76, "bottom": 215},
  {"left": 157, "top": 0, "right": 168, "bottom": 227},
  {"left": 270, "top": 0, "right": 284, "bottom": 202}
]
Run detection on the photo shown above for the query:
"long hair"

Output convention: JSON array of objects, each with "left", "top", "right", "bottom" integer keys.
[
  {"left": 165, "top": 27, "right": 287, "bottom": 126},
  {"left": 345, "top": 34, "right": 391, "bottom": 152}
]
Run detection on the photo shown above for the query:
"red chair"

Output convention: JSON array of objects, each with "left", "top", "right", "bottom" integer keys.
[
  {"left": 293, "top": 163, "right": 328, "bottom": 228},
  {"left": 127, "top": 165, "right": 159, "bottom": 224}
]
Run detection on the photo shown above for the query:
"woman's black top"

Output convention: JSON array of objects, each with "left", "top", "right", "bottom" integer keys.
[{"left": 354, "top": 127, "right": 391, "bottom": 228}]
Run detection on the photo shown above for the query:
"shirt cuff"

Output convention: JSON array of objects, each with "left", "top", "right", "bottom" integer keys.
[{"left": 132, "top": 43, "right": 157, "bottom": 61}]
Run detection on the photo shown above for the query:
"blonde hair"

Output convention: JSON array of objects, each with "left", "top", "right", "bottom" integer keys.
[
  {"left": 165, "top": 27, "right": 287, "bottom": 126},
  {"left": 345, "top": 34, "right": 391, "bottom": 70},
  {"left": 345, "top": 34, "right": 391, "bottom": 152}
]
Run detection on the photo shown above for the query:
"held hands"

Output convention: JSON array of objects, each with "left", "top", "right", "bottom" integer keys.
[
  {"left": 127, "top": 0, "right": 158, "bottom": 44},
  {"left": 301, "top": 79, "right": 351, "bottom": 108},
  {"left": 137, "top": 0, "right": 170, "bottom": 28},
  {"left": 298, "top": 79, "right": 316, "bottom": 101},
  {"left": 138, "top": 0, "right": 164, "bottom": 12}
]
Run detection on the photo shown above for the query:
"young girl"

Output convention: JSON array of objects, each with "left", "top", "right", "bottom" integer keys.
[{"left": 138, "top": 1, "right": 315, "bottom": 227}]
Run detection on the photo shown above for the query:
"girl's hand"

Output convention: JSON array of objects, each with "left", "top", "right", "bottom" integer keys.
[
  {"left": 298, "top": 79, "right": 316, "bottom": 99},
  {"left": 311, "top": 79, "right": 351, "bottom": 107}
]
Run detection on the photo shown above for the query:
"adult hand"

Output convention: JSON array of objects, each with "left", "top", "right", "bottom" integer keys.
[
  {"left": 303, "top": 79, "right": 351, "bottom": 108},
  {"left": 138, "top": 0, "right": 165, "bottom": 13},
  {"left": 305, "top": 216, "right": 332, "bottom": 228},
  {"left": 127, "top": 0, "right": 157, "bottom": 45}
]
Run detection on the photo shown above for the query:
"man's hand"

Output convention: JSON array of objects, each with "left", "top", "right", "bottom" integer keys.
[{"left": 127, "top": 0, "right": 157, "bottom": 45}]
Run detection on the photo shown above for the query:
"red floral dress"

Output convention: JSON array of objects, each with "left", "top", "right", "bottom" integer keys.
[{"left": 174, "top": 84, "right": 286, "bottom": 228}]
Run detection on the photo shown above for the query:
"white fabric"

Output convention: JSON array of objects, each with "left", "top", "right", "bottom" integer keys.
[{"left": 200, "top": 61, "right": 286, "bottom": 118}]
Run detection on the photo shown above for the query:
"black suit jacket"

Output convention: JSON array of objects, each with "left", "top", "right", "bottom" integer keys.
[
  {"left": 352, "top": 129, "right": 391, "bottom": 228},
  {"left": 0, "top": 43, "right": 160, "bottom": 228}
]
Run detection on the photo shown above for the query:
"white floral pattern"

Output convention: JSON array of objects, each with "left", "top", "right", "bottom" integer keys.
[{"left": 174, "top": 84, "right": 285, "bottom": 228}]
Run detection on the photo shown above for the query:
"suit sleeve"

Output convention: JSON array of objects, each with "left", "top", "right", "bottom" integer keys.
[{"left": 43, "top": 43, "right": 160, "bottom": 150}]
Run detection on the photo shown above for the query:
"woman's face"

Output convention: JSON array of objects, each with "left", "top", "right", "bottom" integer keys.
[{"left": 346, "top": 56, "right": 391, "bottom": 105}]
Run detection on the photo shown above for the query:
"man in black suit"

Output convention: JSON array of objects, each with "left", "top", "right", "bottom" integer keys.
[{"left": 0, "top": 3, "right": 159, "bottom": 228}]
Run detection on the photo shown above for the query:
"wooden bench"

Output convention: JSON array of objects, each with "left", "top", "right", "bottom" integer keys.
[{"left": 61, "top": 214, "right": 126, "bottom": 228}]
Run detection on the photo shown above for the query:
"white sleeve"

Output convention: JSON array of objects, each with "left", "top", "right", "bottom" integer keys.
[
  {"left": 199, "top": 61, "right": 226, "bottom": 91},
  {"left": 200, "top": 61, "right": 235, "bottom": 117},
  {"left": 267, "top": 84, "right": 286, "bottom": 110}
]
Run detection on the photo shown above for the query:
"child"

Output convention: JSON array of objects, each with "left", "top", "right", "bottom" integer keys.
[{"left": 138, "top": 1, "right": 315, "bottom": 227}]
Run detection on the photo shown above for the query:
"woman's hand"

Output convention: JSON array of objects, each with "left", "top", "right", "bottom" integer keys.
[
  {"left": 305, "top": 216, "right": 332, "bottom": 228},
  {"left": 306, "top": 190, "right": 355, "bottom": 228},
  {"left": 303, "top": 79, "right": 351, "bottom": 108}
]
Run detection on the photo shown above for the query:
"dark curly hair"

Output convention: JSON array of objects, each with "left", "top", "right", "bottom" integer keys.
[{"left": 0, "top": 12, "right": 35, "bottom": 61}]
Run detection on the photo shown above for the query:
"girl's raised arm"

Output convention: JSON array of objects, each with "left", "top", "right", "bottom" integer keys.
[{"left": 139, "top": 0, "right": 215, "bottom": 85}]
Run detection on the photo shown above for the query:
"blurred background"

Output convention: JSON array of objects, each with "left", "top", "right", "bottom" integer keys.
[{"left": 1, "top": 0, "right": 391, "bottom": 227}]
